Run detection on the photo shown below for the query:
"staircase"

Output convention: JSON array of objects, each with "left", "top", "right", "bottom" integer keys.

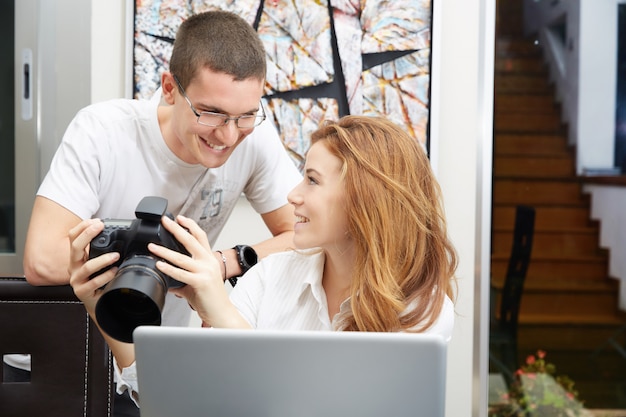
[{"left": 491, "top": 1, "right": 626, "bottom": 357}]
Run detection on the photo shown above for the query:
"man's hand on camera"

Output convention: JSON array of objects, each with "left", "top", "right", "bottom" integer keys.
[{"left": 68, "top": 218, "right": 120, "bottom": 315}]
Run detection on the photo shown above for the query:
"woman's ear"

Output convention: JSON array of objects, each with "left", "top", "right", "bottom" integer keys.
[{"left": 161, "top": 72, "right": 177, "bottom": 105}]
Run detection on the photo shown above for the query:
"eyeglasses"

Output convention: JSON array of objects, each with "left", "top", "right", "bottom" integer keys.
[{"left": 173, "top": 75, "right": 266, "bottom": 129}]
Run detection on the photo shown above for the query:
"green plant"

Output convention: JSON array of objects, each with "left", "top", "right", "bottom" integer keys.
[{"left": 491, "top": 350, "right": 585, "bottom": 417}]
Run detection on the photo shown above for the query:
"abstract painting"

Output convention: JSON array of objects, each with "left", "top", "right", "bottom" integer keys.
[{"left": 133, "top": 0, "right": 432, "bottom": 167}]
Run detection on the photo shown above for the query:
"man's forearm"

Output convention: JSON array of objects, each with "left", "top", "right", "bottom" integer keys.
[{"left": 23, "top": 249, "right": 71, "bottom": 286}]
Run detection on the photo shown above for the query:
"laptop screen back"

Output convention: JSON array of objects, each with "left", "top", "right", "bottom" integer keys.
[{"left": 133, "top": 327, "right": 447, "bottom": 417}]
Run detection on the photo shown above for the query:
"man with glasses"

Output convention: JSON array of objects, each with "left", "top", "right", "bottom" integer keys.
[{"left": 14, "top": 10, "right": 302, "bottom": 417}]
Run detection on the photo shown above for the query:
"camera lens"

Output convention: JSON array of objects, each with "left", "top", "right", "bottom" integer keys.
[{"left": 95, "top": 255, "right": 168, "bottom": 343}]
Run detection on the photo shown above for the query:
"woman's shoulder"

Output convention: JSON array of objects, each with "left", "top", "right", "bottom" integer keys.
[
  {"left": 253, "top": 249, "right": 325, "bottom": 283},
  {"left": 236, "top": 249, "right": 325, "bottom": 294},
  {"left": 423, "top": 295, "right": 455, "bottom": 342},
  {"left": 262, "top": 248, "right": 324, "bottom": 268}
]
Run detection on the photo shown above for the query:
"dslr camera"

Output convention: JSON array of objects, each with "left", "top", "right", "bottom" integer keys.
[{"left": 89, "top": 196, "right": 189, "bottom": 343}]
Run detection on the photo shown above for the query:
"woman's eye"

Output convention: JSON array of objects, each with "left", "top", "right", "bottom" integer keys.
[{"left": 307, "top": 176, "right": 318, "bottom": 185}]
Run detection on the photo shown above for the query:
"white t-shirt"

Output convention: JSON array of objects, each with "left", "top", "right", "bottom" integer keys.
[
  {"left": 6, "top": 95, "right": 301, "bottom": 372},
  {"left": 37, "top": 95, "right": 301, "bottom": 328},
  {"left": 39, "top": 96, "right": 300, "bottom": 240}
]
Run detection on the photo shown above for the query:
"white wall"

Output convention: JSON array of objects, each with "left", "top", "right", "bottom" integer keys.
[
  {"left": 577, "top": 0, "right": 617, "bottom": 172},
  {"left": 432, "top": 0, "right": 494, "bottom": 415},
  {"left": 584, "top": 184, "right": 626, "bottom": 310},
  {"left": 37, "top": 0, "right": 92, "bottom": 181},
  {"left": 90, "top": 1, "right": 492, "bottom": 416},
  {"left": 91, "top": 0, "right": 129, "bottom": 101},
  {"left": 524, "top": 0, "right": 618, "bottom": 174}
]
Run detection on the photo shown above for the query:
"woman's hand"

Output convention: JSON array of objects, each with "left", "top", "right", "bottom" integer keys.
[
  {"left": 68, "top": 218, "right": 120, "bottom": 315},
  {"left": 149, "top": 215, "right": 248, "bottom": 328}
]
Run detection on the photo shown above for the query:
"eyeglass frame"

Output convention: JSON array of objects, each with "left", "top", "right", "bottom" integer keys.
[{"left": 172, "top": 75, "right": 266, "bottom": 129}]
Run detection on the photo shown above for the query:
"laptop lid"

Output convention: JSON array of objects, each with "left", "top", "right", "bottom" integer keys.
[{"left": 133, "top": 327, "right": 447, "bottom": 417}]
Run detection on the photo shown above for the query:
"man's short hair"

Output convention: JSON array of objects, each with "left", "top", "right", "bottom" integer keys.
[{"left": 169, "top": 10, "right": 267, "bottom": 88}]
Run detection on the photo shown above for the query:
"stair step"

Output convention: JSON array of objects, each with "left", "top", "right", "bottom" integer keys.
[
  {"left": 493, "top": 178, "right": 588, "bottom": 205},
  {"left": 495, "top": 113, "right": 565, "bottom": 133},
  {"left": 495, "top": 94, "right": 558, "bottom": 113},
  {"left": 494, "top": 134, "right": 570, "bottom": 156},
  {"left": 495, "top": 75, "right": 553, "bottom": 94},
  {"left": 492, "top": 228, "right": 603, "bottom": 257},
  {"left": 494, "top": 56, "right": 548, "bottom": 76},
  {"left": 492, "top": 277, "right": 619, "bottom": 293},
  {"left": 496, "top": 39, "right": 542, "bottom": 57},
  {"left": 498, "top": 271, "right": 613, "bottom": 287},
  {"left": 494, "top": 155, "right": 575, "bottom": 177},
  {"left": 492, "top": 280, "right": 620, "bottom": 320},
  {"left": 492, "top": 205, "right": 595, "bottom": 230},
  {"left": 519, "top": 313, "right": 626, "bottom": 326},
  {"left": 521, "top": 291, "right": 618, "bottom": 317},
  {"left": 517, "top": 320, "right": 626, "bottom": 351},
  {"left": 491, "top": 270, "right": 608, "bottom": 294},
  {"left": 495, "top": 57, "right": 547, "bottom": 74},
  {"left": 491, "top": 254, "right": 609, "bottom": 281}
]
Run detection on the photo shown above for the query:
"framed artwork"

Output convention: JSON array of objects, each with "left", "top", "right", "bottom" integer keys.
[{"left": 133, "top": 0, "right": 433, "bottom": 169}]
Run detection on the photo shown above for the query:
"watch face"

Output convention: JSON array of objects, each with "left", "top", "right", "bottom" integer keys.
[
  {"left": 241, "top": 246, "right": 258, "bottom": 266},
  {"left": 236, "top": 245, "right": 258, "bottom": 273}
]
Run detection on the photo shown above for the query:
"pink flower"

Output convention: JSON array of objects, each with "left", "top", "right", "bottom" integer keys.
[
  {"left": 526, "top": 355, "right": 536, "bottom": 365},
  {"left": 526, "top": 373, "right": 536, "bottom": 380},
  {"left": 537, "top": 350, "right": 546, "bottom": 359}
]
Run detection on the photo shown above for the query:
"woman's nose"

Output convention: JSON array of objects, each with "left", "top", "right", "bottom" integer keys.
[{"left": 287, "top": 185, "right": 302, "bottom": 205}]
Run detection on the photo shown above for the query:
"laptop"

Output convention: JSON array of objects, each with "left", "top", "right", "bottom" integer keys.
[{"left": 133, "top": 327, "right": 448, "bottom": 417}]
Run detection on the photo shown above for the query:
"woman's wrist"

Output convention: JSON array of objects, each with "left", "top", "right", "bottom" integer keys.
[
  {"left": 215, "top": 250, "right": 227, "bottom": 282},
  {"left": 216, "top": 248, "right": 245, "bottom": 285}
]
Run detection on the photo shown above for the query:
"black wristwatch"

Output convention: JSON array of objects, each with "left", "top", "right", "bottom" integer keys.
[{"left": 229, "top": 245, "right": 258, "bottom": 287}]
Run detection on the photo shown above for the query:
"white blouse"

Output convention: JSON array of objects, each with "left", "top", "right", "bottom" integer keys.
[{"left": 230, "top": 249, "right": 455, "bottom": 340}]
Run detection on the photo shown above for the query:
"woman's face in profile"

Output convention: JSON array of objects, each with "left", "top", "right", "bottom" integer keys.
[{"left": 288, "top": 141, "right": 351, "bottom": 253}]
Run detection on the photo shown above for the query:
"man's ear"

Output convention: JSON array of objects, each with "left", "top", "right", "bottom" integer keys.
[{"left": 161, "top": 72, "right": 177, "bottom": 105}]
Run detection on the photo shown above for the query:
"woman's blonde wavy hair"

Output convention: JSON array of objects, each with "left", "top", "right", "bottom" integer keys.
[{"left": 310, "top": 115, "right": 458, "bottom": 333}]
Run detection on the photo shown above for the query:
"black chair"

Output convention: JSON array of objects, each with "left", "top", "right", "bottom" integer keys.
[
  {"left": 0, "top": 277, "right": 113, "bottom": 417},
  {"left": 489, "top": 205, "right": 536, "bottom": 383}
]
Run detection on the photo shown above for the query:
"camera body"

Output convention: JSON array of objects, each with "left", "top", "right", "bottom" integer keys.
[
  {"left": 89, "top": 196, "right": 189, "bottom": 343},
  {"left": 89, "top": 196, "right": 187, "bottom": 287}
]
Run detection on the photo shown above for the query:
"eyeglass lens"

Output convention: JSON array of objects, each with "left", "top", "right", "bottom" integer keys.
[{"left": 197, "top": 113, "right": 264, "bottom": 128}]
